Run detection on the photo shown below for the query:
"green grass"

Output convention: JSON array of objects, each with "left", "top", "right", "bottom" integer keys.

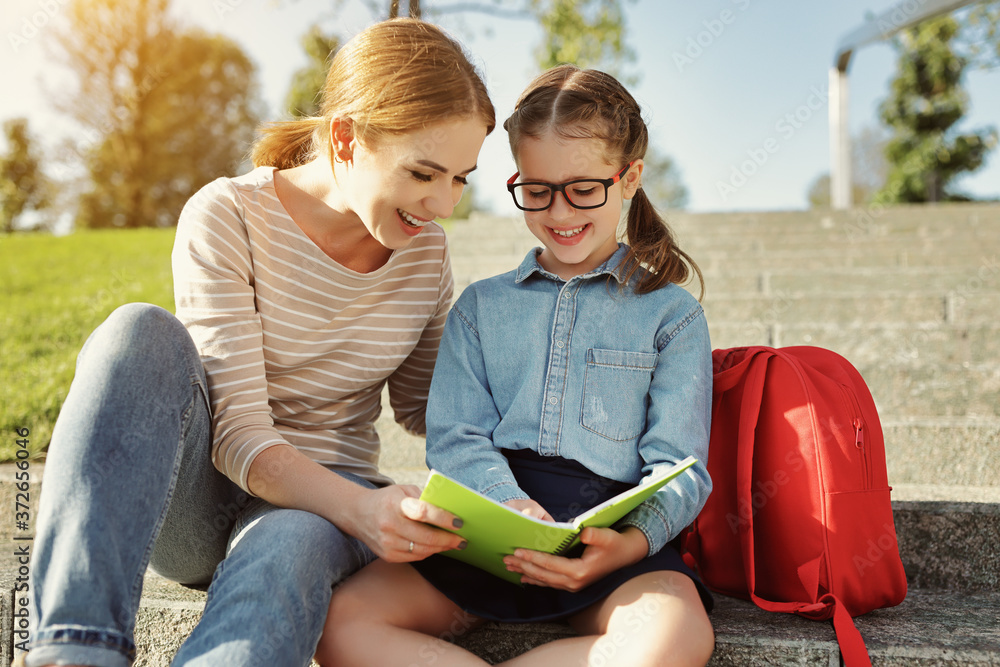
[{"left": 0, "top": 229, "right": 176, "bottom": 461}]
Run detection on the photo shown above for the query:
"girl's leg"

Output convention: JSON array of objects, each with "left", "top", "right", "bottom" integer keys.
[
  {"left": 498, "top": 571, "right": 714, "bottom": 667},
  {"left": 26, "top": 304, "right": 245, "bottom": 667},
  {"left": 173, "top": 496, "right": 376, "bottom": 667},
  {"left": 314, "top": 559, "right": 487, "bottom": 667}
]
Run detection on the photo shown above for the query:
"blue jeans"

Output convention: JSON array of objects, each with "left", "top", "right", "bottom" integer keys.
[{"left": 27, "top": 304, "right": 376, "bottom": 667}]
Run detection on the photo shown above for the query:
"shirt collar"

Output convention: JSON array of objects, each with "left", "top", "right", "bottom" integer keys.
[{"left": 514, "top": 244, "right": 632, "bottom": 285}]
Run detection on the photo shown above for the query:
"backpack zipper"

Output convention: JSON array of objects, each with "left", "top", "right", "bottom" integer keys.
[
  {"left": 853, "top": 417, "right": 869, "bottom": 488},
  {"left": 839, "top": 385, "right": 871, "bottom": 489}
]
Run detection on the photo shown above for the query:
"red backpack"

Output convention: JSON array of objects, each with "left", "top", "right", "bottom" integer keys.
[{"left": 683, "top": 346, "right": 908, "bottom": 666}]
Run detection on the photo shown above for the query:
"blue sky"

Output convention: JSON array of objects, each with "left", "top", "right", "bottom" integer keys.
[{"left": 2, "top": 0, "right": 998, "bottom": 216}]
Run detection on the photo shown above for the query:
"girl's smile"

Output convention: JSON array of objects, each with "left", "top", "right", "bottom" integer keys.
[{"left": 547, "top": 222, "right": 592, "bottom": 244}]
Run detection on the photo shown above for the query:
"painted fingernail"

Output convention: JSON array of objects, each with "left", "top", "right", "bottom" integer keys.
[
  {"left": 457, "top": 541, "right": 468, "bottom": 550},
  {"left": 453, "top": 518, "right": 464, "bottom": 529}
]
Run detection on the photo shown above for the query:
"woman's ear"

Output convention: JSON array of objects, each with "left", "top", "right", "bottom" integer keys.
[
  {"left": 623, "top": 159, "right": 644, "bottom": 199},
  {"left": 329, "top": 117, "right": 355, "bottom": 163}
]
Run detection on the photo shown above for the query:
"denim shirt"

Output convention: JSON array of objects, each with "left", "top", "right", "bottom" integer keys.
[{"left": 425, "top": 244, "right": 713, "bottom": 555}]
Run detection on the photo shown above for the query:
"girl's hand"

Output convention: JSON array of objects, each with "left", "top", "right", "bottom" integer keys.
[
  {"left": 504, "top": 498, "right": 554, "bottom": 522},
  {"left": 502, "top": 526, "right": 649, "bottom": 592},
  {"left": 349, "top": 484, "right": 467, "bottom": 563}
]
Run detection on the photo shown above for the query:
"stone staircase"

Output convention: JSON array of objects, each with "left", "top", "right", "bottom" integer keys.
[{"left": 4, "top": 204, "right": 999, "bottom": 665}]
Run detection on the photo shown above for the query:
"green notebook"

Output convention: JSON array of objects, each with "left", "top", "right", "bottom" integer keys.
[{"left": 418, "top": 455, "right": 698, "bottom": 585}]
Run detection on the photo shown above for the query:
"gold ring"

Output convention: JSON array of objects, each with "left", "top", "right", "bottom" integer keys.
[{"left": 408, "top": 541, "right": 414, "bottom": 553}]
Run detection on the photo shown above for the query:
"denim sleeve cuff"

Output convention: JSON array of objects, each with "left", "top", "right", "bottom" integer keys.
[
  {"left": 617, "top": 501, "right": 672, "bottom": 557},
  {"left": 482, "top": 480, "right": 530, "bottom": 506}
]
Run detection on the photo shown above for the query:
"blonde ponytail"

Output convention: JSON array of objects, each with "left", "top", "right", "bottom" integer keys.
[{"left": 251, "top": 117, "right": 325, "bottom": 170}]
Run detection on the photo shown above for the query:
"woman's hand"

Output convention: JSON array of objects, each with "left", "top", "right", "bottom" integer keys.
[
  {"left": 347, "top": 484, "right": 468, "bottom": 562},
  {"left": 502, "top": 526, "right": 649, "bottom": 592},
  {"left": 245, "top": 445, "right": 465, "bottom": 563}
]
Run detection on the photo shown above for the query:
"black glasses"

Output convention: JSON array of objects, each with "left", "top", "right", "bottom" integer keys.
[{"left": 506, "top": 161, "right": 635, "bottom": 212}]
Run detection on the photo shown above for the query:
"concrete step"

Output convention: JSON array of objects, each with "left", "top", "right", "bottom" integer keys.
[
  {"left": 678, "top": 237, "right": 998, "bottom": 262},
  {"left": 666, "top": 203, "right": 998, "bottom": 234},
  {"left": 700, "top": 293, "right": 999, "bottom": 327},
  {"left": 859, "top": 365, "right": 1000, "bottom": 419},
  {"left": 452, "top": 260, "right": 1000, "bottom": 298},
  {"left": 881, "top": 418, "right": 1000, "bottom": 487},
  {"left": 447, "top": 206, "right": 999, "bottom": 249},
  {"left": 447, "top": 243, "right": 999, "bottom": 274},
  {"left": 460, "top": 264, "right": 1000, "bottom": 298},
  {"left": 697, "top": 266, "right": 999, "bottom": 296},
  {"left": 696, "top": 249, "right": 996, "bottom": 274},
  {"left": 708, "top": 322, "right": 1000, "bottom": 365},
  {"left": 5, "top": 497, "right": 997, "bottom": 666},
  {"left": 14, "top": 574, "right": 999, "bottom": 666},
  {"left": 893, "top": 499, "right": 1000, "bottom": 593},
  {"left": 446, "top": 232, "right": 999, "bottom": 270}
]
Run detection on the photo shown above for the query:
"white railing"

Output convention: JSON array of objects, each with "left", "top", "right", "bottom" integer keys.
[{"left": 830, "top": 0, "right": 977, "bottom": 209}]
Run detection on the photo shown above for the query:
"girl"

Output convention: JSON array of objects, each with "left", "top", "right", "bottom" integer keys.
[
  {"left": 315, "top": 65, "right": 714, "bottom": 667},
  {"left": 26, "top": 19, "right": 492, "bottom": 667}
]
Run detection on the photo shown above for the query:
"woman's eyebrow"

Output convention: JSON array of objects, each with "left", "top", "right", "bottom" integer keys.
[{"left": 416, "top": 159, "right": 478, "bottom": 175}]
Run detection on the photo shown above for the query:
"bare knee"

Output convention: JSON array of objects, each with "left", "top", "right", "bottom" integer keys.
[
  {"left": 314, "top": 561, "right": 475, "bottom": 667},
  {"left": 575, "top": 571, "right": 714, "bottom": 667},
  {"left": 639, "top": 574, "right": 714, "bottom": 667},
  {"left": 314, "top": 583, "right": 379, "bottom": 666},
  {"left": 672, "top": 610, "right": 714, "bottom": 667}
]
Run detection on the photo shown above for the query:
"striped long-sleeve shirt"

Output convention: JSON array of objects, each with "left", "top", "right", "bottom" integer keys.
[{"left": 172, "top": 166, "right": 453, "bottom": 494}]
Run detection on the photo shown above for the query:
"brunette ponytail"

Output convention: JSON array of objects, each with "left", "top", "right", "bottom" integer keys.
[{"left": 623, "top": 187, "right": 704, "bottom": 299}]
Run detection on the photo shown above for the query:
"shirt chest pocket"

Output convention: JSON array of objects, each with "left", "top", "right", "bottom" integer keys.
[{"left": 581, "top": 348, "right": 658, "bottom": 442}]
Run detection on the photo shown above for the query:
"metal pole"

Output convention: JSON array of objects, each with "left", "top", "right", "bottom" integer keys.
[{"left": 829, "top": 66, "right": 851, "bottom": 210}]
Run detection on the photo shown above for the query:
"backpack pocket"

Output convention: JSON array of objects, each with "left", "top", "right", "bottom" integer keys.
[
  {"left": 581, "top": 348, "right": 658, "bottom": 442},
  {"left": 823, "top": 487, "right": 907, "bottom": 615}
]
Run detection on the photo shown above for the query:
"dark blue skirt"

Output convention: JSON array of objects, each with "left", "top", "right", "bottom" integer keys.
[{"left": 411, "top": 449, "right": 713, "bottom": 623}]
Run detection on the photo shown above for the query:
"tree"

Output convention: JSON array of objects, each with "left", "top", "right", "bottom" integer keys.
[
  {"left": 806, "top": 126, "right": 889, "bottom": 208},
  {"left": 286, "top": 25, "right": 341, "bottom": 118},
  {"left": 876, "top": 14, "right": 997, "bottom": 203},
  {"left": 0, "top": 118, "right": 50, "bottom": 233},
  {"left": 641, "top": 146, "right": 688, "bottom": 210},
  {"left": 372, "top": 0, "right": 636, "bottom": 75},
  {"left": 958, "top": 0, "right": 1000, "bottom": 70},
  {"left": 50, "top": 0, "right": 264, "bottom": 228},
  {"left": 529, "top": 0, "right": 634, "bottom": 75}
]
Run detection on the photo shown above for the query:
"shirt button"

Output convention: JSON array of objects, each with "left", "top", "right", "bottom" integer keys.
[
  {"left": 549, "top": 396, "right": 558, "bottom": 405},
  {"left": 563, "top": 292, "right": 572, "bottom": 299},
  {"left": 556, "top": 341, "right": 564, "bottom": 348}
]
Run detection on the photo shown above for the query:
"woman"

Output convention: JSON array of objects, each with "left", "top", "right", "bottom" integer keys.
[{"left": 26, "top": 18, "right": 493, "bottom": 667}]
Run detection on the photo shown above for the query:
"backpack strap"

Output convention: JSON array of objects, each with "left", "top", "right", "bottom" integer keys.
[
  {"left": 733, "top": 350, "right": 874, "bottom": 667},
  {"left": 712, "top": 346, "right": 772, "bottom": 391}
]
